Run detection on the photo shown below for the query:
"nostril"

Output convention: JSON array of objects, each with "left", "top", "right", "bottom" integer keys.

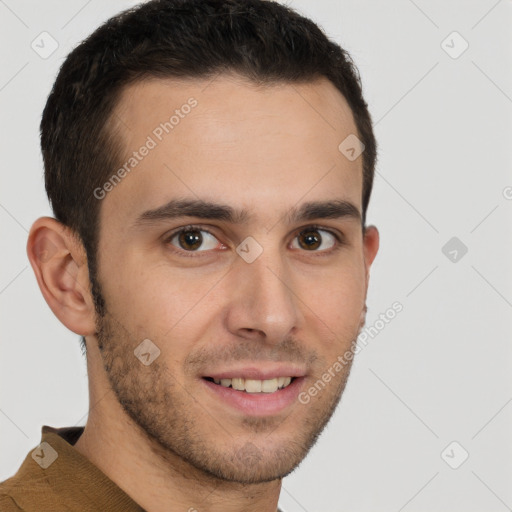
[{"left": 240, "top": 327, "right": 265, "bottom": 337}]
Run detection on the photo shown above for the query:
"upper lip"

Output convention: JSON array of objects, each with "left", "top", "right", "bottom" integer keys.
[{"left": 204, "top": 365, "right": 307, "bottom": 381}]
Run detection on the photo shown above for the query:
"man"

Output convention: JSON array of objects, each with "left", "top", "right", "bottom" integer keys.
[{"left": 0, "top": 0, "right": 379, "bottom": 510}]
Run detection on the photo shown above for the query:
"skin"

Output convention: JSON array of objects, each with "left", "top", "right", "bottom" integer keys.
[{"left": 27, "top": 73, "right": 379, "bottom": 512}]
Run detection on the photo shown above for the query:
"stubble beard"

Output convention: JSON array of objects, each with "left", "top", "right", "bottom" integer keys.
[{"left": 94, "top": 304, "right": 358, "bottom": 485}]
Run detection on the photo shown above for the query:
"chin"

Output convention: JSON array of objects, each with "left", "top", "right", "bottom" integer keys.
[
  {"left": 200, "top": 449, "right": 304, "bottom": 484},
  {"left": 184, "top": 430, "right": 320, "bottom": 485}
]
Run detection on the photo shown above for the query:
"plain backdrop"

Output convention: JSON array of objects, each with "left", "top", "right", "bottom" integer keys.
[{"left": 1, "top": 1, "right": 511, "bottom": 511}]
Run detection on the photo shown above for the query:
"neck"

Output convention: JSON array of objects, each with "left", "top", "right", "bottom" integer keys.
[{"left": 74, "top": 344, "right": 282, "bottom": 512}]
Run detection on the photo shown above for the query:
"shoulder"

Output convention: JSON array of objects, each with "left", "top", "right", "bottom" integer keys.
[
  {"left": 0, "top": 493, "right": 23, "bottom": 511},
  {"left": 0, "top": 475, "right": 25, "bottom": 511},
  {"left": 0, "top": 456, "right": 62, "bottom": 512}
]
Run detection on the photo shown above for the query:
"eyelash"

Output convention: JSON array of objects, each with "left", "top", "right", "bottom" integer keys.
[{"left": 163, "top": 224, "right": 345, "bottom": 257}]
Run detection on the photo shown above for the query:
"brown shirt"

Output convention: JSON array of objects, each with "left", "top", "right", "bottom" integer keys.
[
  {"left": 0, "top": 425, "right": 144, "bottom": 512},
  {"left": 1, "top": 426, "right": 285, "bottom": 512}
]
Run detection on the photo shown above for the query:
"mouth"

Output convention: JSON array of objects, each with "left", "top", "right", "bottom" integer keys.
[
  {"left": 203, "top": 376, "right": 296, "bottom": 394},
  {"left": 200, "top": 369, "right": 306, "bottom": 416}
]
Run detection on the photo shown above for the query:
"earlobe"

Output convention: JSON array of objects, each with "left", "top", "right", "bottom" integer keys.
[
  {"left": 363, "top": 225, "right": 379, "bottom": 283},
  {"left": 26, "top": 217, "right": 97, "bottom": 336}
]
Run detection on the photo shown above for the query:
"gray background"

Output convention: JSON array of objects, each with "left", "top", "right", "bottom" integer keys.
[{"left": 1, "top": 1, "right": 511, "bottom": 510}]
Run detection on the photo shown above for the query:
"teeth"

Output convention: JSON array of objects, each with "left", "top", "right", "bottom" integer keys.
[
  {"left": 261, "top": 378, "right": 278, "bottom": 392},
  {"left": 232, "top": 377, "right": 245, "bottom": 391},
  {"left": 210, "top": 377, "right": 294, "bottom": 393},
  {"left": 245, "top": 379, "right": 262, "bottom": 393}
]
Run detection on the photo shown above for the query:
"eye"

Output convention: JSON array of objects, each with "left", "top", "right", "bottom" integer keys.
[
  {"left": 168, "top": 227, "right": 222, "bottom": 252},
  {"left": 291, "top": 227, "right": 338, "bottom": 251}
]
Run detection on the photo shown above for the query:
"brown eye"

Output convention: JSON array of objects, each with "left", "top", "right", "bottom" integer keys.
[
  {"left": 292, "top": 228, "right": 337, "bottom": 251},
  {"left": 298, "top": 230, "right": 321, "bottom": 250},
  {"left": 168, "top": 228, "right": 220, "bottom": 252},
  {"left": 178, "top": 230, "right": 203, "bottom": 250}
]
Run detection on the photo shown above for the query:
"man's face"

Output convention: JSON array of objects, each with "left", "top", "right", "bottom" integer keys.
[{"left": 92, "top": 74, "right": 378, "bottom": 483}]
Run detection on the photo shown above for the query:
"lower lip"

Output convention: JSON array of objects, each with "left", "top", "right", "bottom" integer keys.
[{"left": 201, "top": 377, "right": 305, "bottom": 416}]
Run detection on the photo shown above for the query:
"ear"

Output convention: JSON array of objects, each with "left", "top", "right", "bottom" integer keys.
[
  {"left": 26, "top": 217, "right": 97, "bottom": 336},
  {"left": 362, "top": 225, "right": 379, "bottom": 288}
]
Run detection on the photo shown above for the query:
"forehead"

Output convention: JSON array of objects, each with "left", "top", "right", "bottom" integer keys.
[{"left": 101, "top": 74, "right": 363, "bottom": 232}]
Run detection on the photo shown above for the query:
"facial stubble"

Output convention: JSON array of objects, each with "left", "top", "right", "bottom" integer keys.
[{"left": 93, "top": 292, "right": 361, "bottom": 485}]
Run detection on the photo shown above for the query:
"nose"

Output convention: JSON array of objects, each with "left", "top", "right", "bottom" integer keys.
[{"left": 224, "top": 250, "right": 302, "bottom": 344}]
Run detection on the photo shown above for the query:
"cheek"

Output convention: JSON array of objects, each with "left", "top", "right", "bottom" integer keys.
[
  {"left": 103, "top": 258, "right": 222, "bottom": 348},
  {"left": 299, "top": 262, "right": 366, "bottom": 337}
]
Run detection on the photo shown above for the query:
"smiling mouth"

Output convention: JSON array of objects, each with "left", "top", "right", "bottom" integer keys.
[{"left": 203, "top": 376, "right": 296, "bottom": 393}]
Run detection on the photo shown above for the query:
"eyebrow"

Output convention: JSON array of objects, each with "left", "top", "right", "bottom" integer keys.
[
  {"left": 286, "top": 199, "right": 361, "bottom": 225},
  {"left": 132, "top": 199, "right": 250, "bottom": 227},
  {"left": 131, "top": 198, "right": 361, "bottom": 228}
]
